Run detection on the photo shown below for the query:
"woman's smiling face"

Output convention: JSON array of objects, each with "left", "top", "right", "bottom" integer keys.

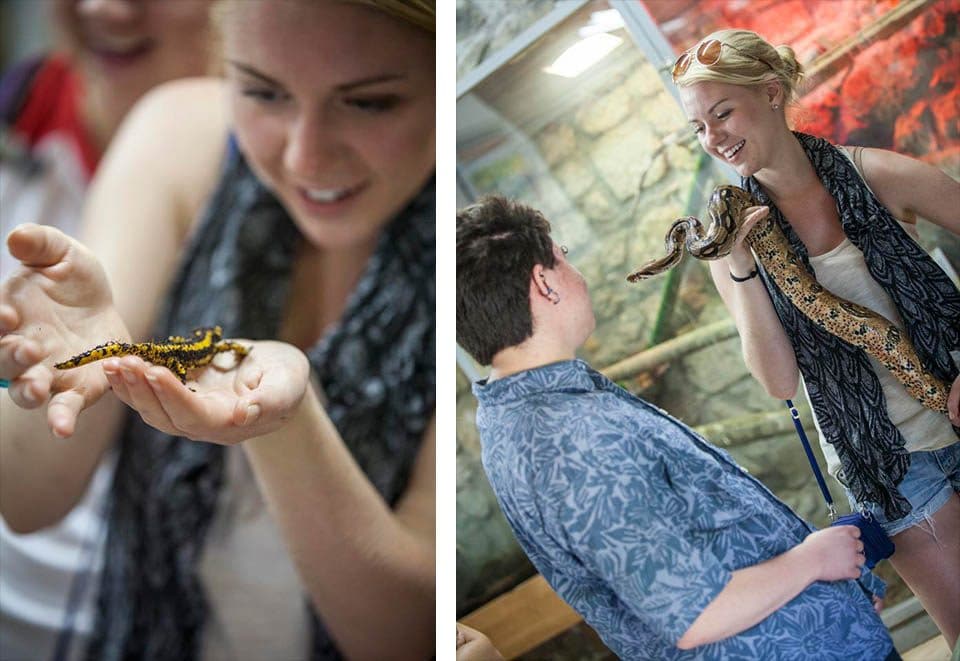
[
  {"left": 679, "top": 79, "right": 781, "bottom": 178},
  {"left": 222, "top": 0, "right": 435, "bottom": 249}
]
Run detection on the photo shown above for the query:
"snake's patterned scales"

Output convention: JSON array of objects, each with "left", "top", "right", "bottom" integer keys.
[{"left": 626, "top": 185, "right": 949, "bottom": 415}]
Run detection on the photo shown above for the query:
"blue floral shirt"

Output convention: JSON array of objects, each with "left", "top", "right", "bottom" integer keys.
[{"left": 474, "top": 360, "right": 893, "bottom": 660}]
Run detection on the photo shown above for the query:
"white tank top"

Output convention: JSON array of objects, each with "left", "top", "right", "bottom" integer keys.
[
  {"left": 198, "top": 446, "right": 311, "bottom": 660},
  {"left": 803, "top": 154, "right": 957, "bottom": 477}
]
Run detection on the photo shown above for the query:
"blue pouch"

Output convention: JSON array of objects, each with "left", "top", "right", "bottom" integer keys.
[{"left": 831, "top": 511, "right": 895, "bottom": 569}]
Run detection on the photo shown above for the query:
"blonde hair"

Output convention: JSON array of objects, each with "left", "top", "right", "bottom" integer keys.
[
  {"left": 674, "top": 29, "right": 804, "bottom": 105},
  {"left": 346, "top": 0, "right": 434, "bottom": 34},
  {"left": 212, "top": 0, "right": 434, "bottom": 35}
]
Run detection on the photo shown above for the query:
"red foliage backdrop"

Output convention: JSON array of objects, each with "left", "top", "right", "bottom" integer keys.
[{"left": 643, "top": 0, "right": 960, "bottom": 171}]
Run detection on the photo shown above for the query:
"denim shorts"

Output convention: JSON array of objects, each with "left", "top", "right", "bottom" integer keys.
[{"left": 845, "top": 442, "right": 960, "bottom": 537}]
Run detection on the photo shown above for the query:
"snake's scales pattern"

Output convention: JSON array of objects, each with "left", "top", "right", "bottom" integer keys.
[{"left": 627, "top": 185, "right": 950, "bottom": 414}]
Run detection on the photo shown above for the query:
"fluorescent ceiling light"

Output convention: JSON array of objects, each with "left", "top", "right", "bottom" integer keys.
[
  {"left": 577, "top": 9, "right": 626, "bottom": 37},
  {"left": 544, "top": 33, "right": 623, "bottom": 78}
]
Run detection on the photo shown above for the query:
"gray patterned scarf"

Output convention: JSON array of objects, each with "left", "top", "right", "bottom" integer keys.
[
  {"left": 742, "top": 132, "right": 960, "bottom": 520},
  {"left": 86, "top": 145, "right": 435, "bottom": 660}
]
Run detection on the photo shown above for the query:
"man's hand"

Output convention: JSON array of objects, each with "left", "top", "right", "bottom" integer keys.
[
  {"left": 796, "top": 526, "right": 866, "bottom": 583},
  {"left": 456, "top": 623, "right": 504, "bottom": 661},
  {"left": 872, "top": 595, "right": 885, "bottom": 614}
]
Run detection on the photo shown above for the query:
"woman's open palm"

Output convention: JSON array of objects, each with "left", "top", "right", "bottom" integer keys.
[{"left": 102, "top": 339, "right": 310, "bottom": 444}]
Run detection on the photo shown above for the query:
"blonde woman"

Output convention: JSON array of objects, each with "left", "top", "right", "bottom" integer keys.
[
  {"left": 673, "top": 28, "right": 959, "bottom": 646},
  {"left": 0, "top": 1, "right": 435, "bottom": 659}
]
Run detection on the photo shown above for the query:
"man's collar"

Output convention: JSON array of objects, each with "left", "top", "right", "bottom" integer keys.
[{"left": 473, "top": 359, "right": 601, "bottom": 404}]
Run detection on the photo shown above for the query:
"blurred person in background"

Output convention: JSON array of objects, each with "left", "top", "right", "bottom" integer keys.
[{"left": 1, "top": 0, "right": 215, "bottom": 279}]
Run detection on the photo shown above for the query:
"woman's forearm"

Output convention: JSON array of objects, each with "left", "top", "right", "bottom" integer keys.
[
  {"left": 710, "top": 257, "right": 800, "bottom": 399},
  {"left": 244, "top": 388, "right": 435, "bottom": 660},
  {"left": 0, "top": 391, "right": 124, "bottom": 532}
]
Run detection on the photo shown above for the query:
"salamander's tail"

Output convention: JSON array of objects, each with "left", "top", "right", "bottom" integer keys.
[
  {"left": 214, "top": 341, "right": 250, "bottom": 359},
  {"left": 54, "top": 342, "right": 134, "bottom": 370}
]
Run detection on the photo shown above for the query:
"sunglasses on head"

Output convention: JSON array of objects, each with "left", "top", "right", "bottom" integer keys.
[{"left": 672, "top": 39, "right": 774, "bottom": 82}]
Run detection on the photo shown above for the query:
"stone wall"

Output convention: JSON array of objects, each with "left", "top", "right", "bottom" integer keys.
[{"left": 456, "top": 0, "right": 561, "bottom": 79}]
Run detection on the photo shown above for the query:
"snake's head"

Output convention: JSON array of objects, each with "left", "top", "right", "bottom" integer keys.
[
  {"left": 709, "top": 186, "right": 757, "bottom": 219},
  {"left": 705, "top": 186, "right": 761, "bottom": 242}
]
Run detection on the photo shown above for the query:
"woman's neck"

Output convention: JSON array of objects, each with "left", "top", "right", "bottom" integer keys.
[
  {"left": 280, "top": 238, "right": 379, "bottom": 350},
  {"left": 752, "top": 132, "right": 820, "bottom": 204}
]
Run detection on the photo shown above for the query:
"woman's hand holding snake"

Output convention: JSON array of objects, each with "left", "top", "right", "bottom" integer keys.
[
  {"left": 725, "top": 206, "right": 768, "bottom": 276},
  {"left": 627, "top": 185, "right": 951, "bottom": 415},
  {"left": 948, "top": 375, "right": 960, "bottom": 425}
]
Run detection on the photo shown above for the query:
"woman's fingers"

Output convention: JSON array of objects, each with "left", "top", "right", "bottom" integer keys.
[
  {"left": 7, "top": 224, "right": 88, "bottom": 280},
  {"left": 6, "top": 224, "right": 72, "bottom": 270},
  {"left": 732, "top": 206, "right": 769, "bottom": 254},
  {"left": 145, "top": 364, "right": 231, "bottom": 438},
  {"left": 6, "top": 222, "right": 113, "bottom": 311},
  {"left": 742, "top": 205, "right": 770, "bottom": 228},
  {"left": 0, "top": 303, "right": 20, "bottom": 332},
  {"left": 47, "top": 389, "right": 87, "bottom": 438},
  {"left": 947, "top": 376, "right": 959, "bottom": 424},
  {"left": 240, "top": 344, "right": 308, "bottom": 419},
  {"left": 7, "top": 363, "right": 53, "bottom": 409},
  {"left": 104, "top": 355, "right": 213, "bottom": 439},
  {"left": 0, "top": 334, "right": 46, "bottom": 381},
  {"left": 229, "top": 355, "right": 271, "bottom": 427},
  {"left": 111, "top": 357, "right": 181, "bottom": 436}
]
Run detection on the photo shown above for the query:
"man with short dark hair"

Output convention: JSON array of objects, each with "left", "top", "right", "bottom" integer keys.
[{"left": 456, "top": 196, "right": 898, "bottom": 660}]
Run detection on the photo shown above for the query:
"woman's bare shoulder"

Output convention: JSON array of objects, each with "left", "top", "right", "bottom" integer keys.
[
  {"left": 133, "top": 76, "right": 227, "bottom": 122},
  {"left": 80, "top": 77, "right": 232, "bottom": 337},
  {"left": 104, "top": 77, "right": 231, "bottom": 233},
  {"left": 845, "top": 147, "right": 959, "bottom": 230}
]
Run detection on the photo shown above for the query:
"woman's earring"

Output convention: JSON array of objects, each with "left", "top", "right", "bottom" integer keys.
[{"left": 772, "top": 103, "right": 780, "bottom": 110}]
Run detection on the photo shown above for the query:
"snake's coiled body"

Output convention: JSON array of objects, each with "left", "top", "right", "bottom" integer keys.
[{"left": 627, "top": 185, "right": 950, "bottom": 415}]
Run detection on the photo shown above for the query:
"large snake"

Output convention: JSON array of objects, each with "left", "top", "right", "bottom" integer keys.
[{"left": 626, "top": 185, "right": 950, "bottom": 415}]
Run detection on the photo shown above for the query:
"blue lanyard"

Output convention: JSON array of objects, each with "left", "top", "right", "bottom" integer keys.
[{"left": 786, "top": 399, "right": 839, "bottom": 521}]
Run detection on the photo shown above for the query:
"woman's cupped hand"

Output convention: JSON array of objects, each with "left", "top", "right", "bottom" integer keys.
[
  {"left": 102, "top": 339, "right": 310, "bottom": 445},
  {"left": 0, "top": 224, "right": 129, "bottom": 437}
]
